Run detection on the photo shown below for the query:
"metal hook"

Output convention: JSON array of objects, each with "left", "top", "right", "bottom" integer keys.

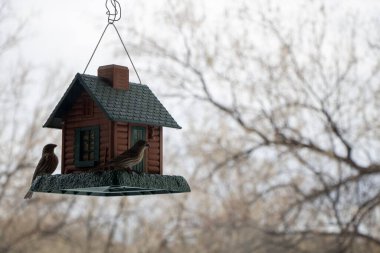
[{"left": 106, "top": 0, "right": 121, "bottom": 24}]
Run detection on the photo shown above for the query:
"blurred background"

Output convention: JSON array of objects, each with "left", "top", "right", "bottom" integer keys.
[{"left": 1, "top": 0, "right": 380, "bottom": 252}]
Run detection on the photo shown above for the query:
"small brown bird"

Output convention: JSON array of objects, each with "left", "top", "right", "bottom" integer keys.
[
  {"left": 24, "top": 144, "right": 58, "bottom": 199},
  {"left": 107, "top": 140, "right": 150, "bottom": 173}
]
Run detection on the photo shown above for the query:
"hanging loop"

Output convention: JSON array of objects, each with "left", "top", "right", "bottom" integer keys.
[{"left": 106, "top": 0, "right": 121, "bottom": 24}]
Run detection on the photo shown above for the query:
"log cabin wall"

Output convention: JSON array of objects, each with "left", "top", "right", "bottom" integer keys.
[
  {"left": 147, "top": 126, "right": 162, "bottom": 174},
  {"left": 61, "top": 90, "right": 163, "bottom": 174},
  {"left": 113, "top": 122, "right": 129, "bottom": 158},
  {"left": 62, "top": 91, "right": 111, "bottom": 174}
]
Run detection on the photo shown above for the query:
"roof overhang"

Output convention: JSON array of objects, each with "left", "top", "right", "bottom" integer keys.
[{"left": 43, "top": 74, "right": 84, "bottom": 129}]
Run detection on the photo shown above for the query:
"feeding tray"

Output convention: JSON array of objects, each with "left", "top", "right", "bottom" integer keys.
[{"left": 31, "top": 170, "right": 190, "bottom": 196}]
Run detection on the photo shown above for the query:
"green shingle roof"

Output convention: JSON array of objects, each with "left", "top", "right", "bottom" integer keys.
[{"left": 44, "top": 74, "right": 181, "bottom": 129}]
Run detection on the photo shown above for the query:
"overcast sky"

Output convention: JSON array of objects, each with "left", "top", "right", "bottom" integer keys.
[
  {"left": 3, "top": 0, "right": 380, "bottom": 172},
  {"left": 11, "top": 0, "right": 148, "bottom": 76},
  {"left": 4, "top": 0, "right": 379, "bottom": 118},
  {"left": 8, "top": 0, "right": 379, "bottom": 75}
]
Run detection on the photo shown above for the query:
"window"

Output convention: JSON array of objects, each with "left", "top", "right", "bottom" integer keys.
[
  {"left": 75, "top": 126, "right": 100, "bottom": 167},
  {"left": 131, "top": 126, "right": 146, "bottom": 173}
]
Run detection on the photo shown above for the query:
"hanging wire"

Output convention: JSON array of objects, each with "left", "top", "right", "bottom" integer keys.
[
  {"left": 111, "top": 23, "right": 142, "bottom": 85},
  {"left": 83, "top": 0, "right": 142, "bottom": 85},
  {"left": 83, "top": 23, "right": 110, "bottom": 74}
]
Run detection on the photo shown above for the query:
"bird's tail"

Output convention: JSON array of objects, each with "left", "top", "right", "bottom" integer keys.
[{"left": 24, "top": 190, "right": 33, "bottom": 199}]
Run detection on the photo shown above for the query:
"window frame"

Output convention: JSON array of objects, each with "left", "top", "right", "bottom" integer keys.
[{"left": 74, "top": 125, "right": 100, "bottom": 167}]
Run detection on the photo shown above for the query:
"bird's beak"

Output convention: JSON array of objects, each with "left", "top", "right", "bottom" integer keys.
[{"left": 146, "top": 143, "right": 150, "bottom": 148}]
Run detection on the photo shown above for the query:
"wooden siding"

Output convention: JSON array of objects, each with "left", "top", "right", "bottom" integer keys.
[
  {"left": 147, "top": 126, "right": 162, "bottom": 174},
  {"left": 62, "top": 91, "right": 110, "bottom": 174},
  {"left": 113, "top": 122, "right": 129, "bottom": 157}
]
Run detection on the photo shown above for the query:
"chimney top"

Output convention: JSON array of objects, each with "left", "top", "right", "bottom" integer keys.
[{"left": 98, "top": 64, "right": 129, "bottom": 90}]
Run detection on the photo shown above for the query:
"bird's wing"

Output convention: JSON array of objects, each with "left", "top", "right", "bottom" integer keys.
[
  {"left": 32, "top": 154, "right": 50, "bottom": 181},
  {"left": 49, "top": 154, "right": 59, "bottom": 173},
  {"left": 108, "top": 150, "right": 139, "bottom": 165}
]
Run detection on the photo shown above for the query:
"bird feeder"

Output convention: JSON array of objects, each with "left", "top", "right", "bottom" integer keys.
[{"left": 30, "top": 65, "right": 190, "bottom": 196}]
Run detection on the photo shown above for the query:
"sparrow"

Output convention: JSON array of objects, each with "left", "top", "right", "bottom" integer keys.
[
  {"left": 107, "top": 140, "right": 150, "bottom": 173},
  {"left": 24, "top": 144, "right": 58, "bottom": 199}
]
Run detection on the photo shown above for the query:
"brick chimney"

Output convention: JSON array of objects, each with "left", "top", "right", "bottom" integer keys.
[{"left": 98, "top": 64, "right": 129, "bottom": 90}]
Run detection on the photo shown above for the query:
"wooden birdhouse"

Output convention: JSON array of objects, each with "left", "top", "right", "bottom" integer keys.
[
  {"left": 31, "top": 64, "right": 190, "bottom": 196},
  {"left": 44, "top": 64, "right": 181, "bottom": 175}
]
